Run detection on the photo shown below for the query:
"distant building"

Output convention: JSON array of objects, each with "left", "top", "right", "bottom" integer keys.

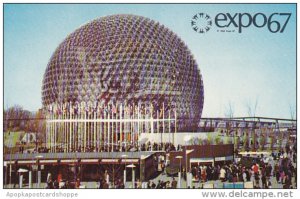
[{"left": 21, "top": 132, "right": 37, "bottom": 143}]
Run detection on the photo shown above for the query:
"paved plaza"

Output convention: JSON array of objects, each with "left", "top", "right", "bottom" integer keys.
[{"left": 4, "top": 166, "right": 296, "bottom": 189}]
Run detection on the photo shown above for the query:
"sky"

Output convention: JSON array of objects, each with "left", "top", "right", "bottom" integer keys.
[{"left": 3, "top": 4, "right": 296, "bottom": 118}]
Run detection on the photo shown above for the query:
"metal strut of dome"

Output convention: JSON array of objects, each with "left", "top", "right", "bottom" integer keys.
[{"left": 45, "top": 101, "right": 177, "bottom": 153}]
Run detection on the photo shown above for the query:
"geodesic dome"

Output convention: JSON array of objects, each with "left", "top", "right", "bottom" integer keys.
[{"left": 42, "top": 14, "right": 204, "bottom": 131}]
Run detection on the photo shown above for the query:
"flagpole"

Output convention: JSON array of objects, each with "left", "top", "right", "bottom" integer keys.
[
  {"left": 87, "top": 106, "right": 89, "bottom": 151},
  {"left": 78, "top": 105, "right": 80, "bottom": 151},
  {"left": 174, "top": 104, "right": 177, "bottom": 146},
  {"left": 64, "top": 103, "right": 66, "bottom": 152},
  {"left": 73, "top": 103, "right": 75, "bottom": 152},
  {"left": 169, "top": 105, "right": 171, "bottom": 144},
  {"left": 111, "top": 103, "right": 114, "bottom": 152},
  {"left": 137, "top": 103, "right": 140, "bottom": 151},
  {"left": 72, "top": 103, "right": 75, "bottom": 152},
  {"left": 157, "top": 109, "right": 159, "bottom": 148},
  {"left": 52, "top": 106, "right": 54, "bottom": 152},
  {"left": 51, "top": 106, "right": 53, "bottom": 151},
  {"left": 50, "top": 107, "right": 52, "bottom": 152},
  {"left": 108, "top": 106, "right": 111, "bottom": 152},
  {"left": 62, "top": 104, "right": 65, "bottom": 152},
  {"left": 84, "top": 102, "right": 87, "bottom": 152},
  {"left": 49, "top": 107, "right": 52, "bottom": 152},
  {"left": 87, "top": 105, "right": 90, "bottom": 151},
  {"left": 69, "top": 103, "right": 72, "bottom": 152},
  {"left": 91, "top": 106, "right": 93, "bottom": 150},
  {"left": 98, "top": 106, "right": 100, "bottom": 152},
  {"left": 79, "top": 103, "right": 82, "bottom": 152},
  {"left": 94, "top": 110, "right": 96, "bottom": 151},
  {"left": 114, "top": 103, "right": 116, "bottom": 152},
  {"left": 48, "top": 106, "right": 51, "bottom": 151},
  {"left": 66, "top": 103, "right": 69, "bottom": 152},
  {"left": 63, "top": 104, "right": 65, "bottom": 152},
  {"left": 45, "top": 108, "right": 48, "bottom": 151},
  {"left": 124, "top": 104, "right": 127, "bottom": 151},
  {"left": 163, "top": 102, "right": 165, "bottom": 151},
  {"left": 70, "top": 103, "right": 72, "bottom": 152},
  {"left": 104, "top": 105, "right": 106, "bottom": 152},
  {"left": 112, "top": 104, "right": 114, "bottom": 152},
  {"left": 48, "top": 107, "right": 51, "bottom": 152},
  {"left": 70, "top": 103, "right": 73, "bottom": 152},
  {"left": 150, "top": 103, "right": 154, "bottom": 151},
  {"left": 113, "top": 104, "right": 116, "bottom": 152},
  {"left": 131, "top": 104, "right": 134, "bottom": 148},
  {"left": 116, "top": 104, "right": 118, "bottom": 151},
  {"left": 65, "top": 103, "right": 68, "bottom": 152},
  {"left": 80, "top": 103, "right": 83, "bottom": 152},
  {"left": 54, "top": 105, "right": 57, "bottom": 153},
  {"left": 119, "top": 104, "right": 122, "bottom": 151}
]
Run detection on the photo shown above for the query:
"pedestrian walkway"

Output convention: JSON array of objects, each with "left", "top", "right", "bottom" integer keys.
[{"left": 4, "top": 172, "right": 295, "bottom": 189}]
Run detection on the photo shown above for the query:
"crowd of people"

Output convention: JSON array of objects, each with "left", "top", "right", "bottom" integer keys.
[
  {"left": 19, "top": 133, "right": 296, "bottom": 189},
  {"left": 99, "top": 142, "right": 296, "bottom": 189},
  {"left": 18, "top": 141, "right": 180, "bottom": 154},
  {"left": 188, "top": 143, "right": 297, "bottom": 189}
]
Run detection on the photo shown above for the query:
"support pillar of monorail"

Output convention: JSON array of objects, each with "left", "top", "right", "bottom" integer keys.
[
  {"left": 29, "top": 171, "right": 32, "bottom": 188},
  {"left": 19, "top": 174, "right": 23, "bottom": 188}
]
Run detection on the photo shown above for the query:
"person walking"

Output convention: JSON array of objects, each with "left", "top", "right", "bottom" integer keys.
[
  {"left": 220, "top": 167, "right": 226, "bottom": 182},
  {"left": 171, "top": 178, "right": 177, "bottom": 188}
]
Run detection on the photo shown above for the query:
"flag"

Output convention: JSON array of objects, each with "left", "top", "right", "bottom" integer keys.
[
  {"left": 125, "top": 105, "right": 130, "bottom": 116},
  {"left": 70, "top": 103, "right": 74, "bottom": 115},
  {"left": 88, "top": 106, "right": 92, "bottom": 114},
  {"left": 150, "top": 103, "right": 154, "bottom": 113},
  {"left": 92, "top": 101, "right": 97, "bottom": 112},
  {"left": 97, "top": 105, "right": 102, "bottom": 115},
  {"left": 48, "top": 104, "right": 53, "bottom": 113},
  {"left": 74, "top": 102, "right": 79, "bottom": 114},
  {"left": 119, "top": 104, "right": 123, "bottom": 117},
  {"left": 57, "top": 104, "right": 62, "bottom": 115},
  {"left": 186, "top": 149, "right": 194, "bottom": 155},
  {"left": 112, "top": 104, "right": 117, "bottom": 114},
  {"left": 159, "top": 106, "right": 163, "bottom": 118},
  {"left": 85, "top": 103, "right": 89, "bottom": 113},
  {"left": 81, "top": 101, "right": 86, "bottom": 112},
  {"left": 63, "top": 102, "right": 68, "bottom": 114},
  {"left": 104, "top": 104, "right": 108, "bottom": 113}
]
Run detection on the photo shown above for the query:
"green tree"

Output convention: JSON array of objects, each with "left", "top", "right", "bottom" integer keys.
[
  {"left": 215, "top": 136, "right": 222, "bottom": 145},
  {"left": 4, "top": 105, "right": 31, "bottom": 131}
]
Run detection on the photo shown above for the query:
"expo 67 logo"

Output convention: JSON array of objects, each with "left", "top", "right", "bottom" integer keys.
[
  {"left": 191, "top": 13, "right": 212, "bottom": 34},
  {"left": 191, "top": 12, "right": 292, "bottom": 34}
]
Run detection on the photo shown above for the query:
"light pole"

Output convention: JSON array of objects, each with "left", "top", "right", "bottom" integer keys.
[
  {"left": 182, "top": 142, "right": 194, "bottom": 188},
  {"left": 126, "top": 164, "right": 136, "bottom": 188},
  {"left": 121, "top": 154, "right": 128, "bottom": 187},
  {"left": 185, "top": 146, "right": 188, "bottom": 183},
  {"left": 175, "top": 155, "right": 183, "bottom": 188},
  {"left": 9, "top": 146, "right": 12, "bottom": 188},
  {"left": 4, "top": 161, "right": 7, "bottom": 188},
  {"left": 35, "top": 155, "right": 43, "bottom": 188}
]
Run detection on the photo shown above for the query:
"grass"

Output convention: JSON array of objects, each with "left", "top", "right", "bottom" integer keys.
[
  {"left": 3, "top": 131, "right": 36, "bottom": 154},
  {"left": 4, "top": 131, "right": 24, "bottom": 147}
]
